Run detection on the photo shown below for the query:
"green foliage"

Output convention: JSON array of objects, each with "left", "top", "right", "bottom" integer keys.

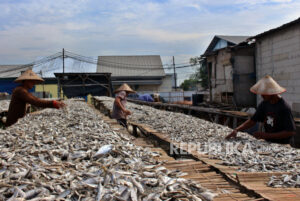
[
  {"left": 190, "top": 57, "right": 208, "bottom": 89},
  {"left": 180, "top": 78, "right": 197, "bottom": 91},
  {"left": 180, "top": 57, "right": 209, "bottom": 91}
]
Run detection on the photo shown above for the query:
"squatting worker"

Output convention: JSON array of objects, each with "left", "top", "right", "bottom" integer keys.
[
  {"left": 111, "top": 83, "right": 135, "bottom": 127},
  {"left": 226, "top": 75, "right": 296, "bottom": 144},
  {"left": 5, "top": 69, "right": 65, "bottom": 127}
]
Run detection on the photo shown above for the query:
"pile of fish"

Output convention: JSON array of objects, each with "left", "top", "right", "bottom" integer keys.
[
  {"left": 0, "top": 100, "right": 216, "bottom": 200},
  {"left": 94, "top": 97, "right": 300, "bottom": 173},
  {"left": 0, "top": 100, "right": 10, "bottom": 112},
  {"left": 268, "top": 172, "right": 300, "bottom": 188}
]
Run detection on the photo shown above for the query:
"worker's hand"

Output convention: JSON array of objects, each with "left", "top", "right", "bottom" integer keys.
[
  {"left": 57, "top": 101, "right": 66, "bottom": 108},
  {"left": 125, "top": 110, "right": 132, "bottom": 116},
  {"left": 253, "top": 132, "right": 268, "bottom": 139},
  {"left": 53, "top": 100, "right": 66, "bottom": 109},
  {"left": 225, "top": 129, "right": 238, "bottom": 140}
]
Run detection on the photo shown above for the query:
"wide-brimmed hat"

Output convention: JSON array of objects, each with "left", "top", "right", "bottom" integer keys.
[
  {"left": 250, "top": 75, "right": 286, "bottom": 95},
  {"left": 14, "top": 69, "right": 44, "bottom": 83},
  {"left": 114, "top": 83, "right": 136, "bottom": 94}
]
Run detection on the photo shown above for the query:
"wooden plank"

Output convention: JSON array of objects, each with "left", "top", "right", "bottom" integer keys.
[{"left": 92, "top": 98, "right": 265, "bottom": 201}]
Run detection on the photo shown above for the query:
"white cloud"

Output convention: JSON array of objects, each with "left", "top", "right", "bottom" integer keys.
[
  {"left": 0, "top": 0, "right": 299, "bottom": 69},
  {"left": 135, "top": 28, "right": 203, "bottom": 42}
]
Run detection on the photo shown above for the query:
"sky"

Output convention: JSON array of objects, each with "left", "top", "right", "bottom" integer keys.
[{"left": 0, "top": 0, "right": 299, "bottom": 84}]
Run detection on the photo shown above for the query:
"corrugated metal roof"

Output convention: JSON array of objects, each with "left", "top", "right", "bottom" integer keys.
[
  {"left": 251, "top": 17, "right": 300, "bottom": 39},
  {"left": 203, "top": 35, "right": 250, "bottom": 56},
  {"left": 0, "top": 65, "right": 31, "bottom": 78},
  {"left": 97, "top": 55, "right": 165, "bottom": 77},
  {"left": 216, "top": 35, "right": 249, "bottom": 45}
]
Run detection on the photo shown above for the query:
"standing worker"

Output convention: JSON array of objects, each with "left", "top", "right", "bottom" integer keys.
[
  {"left": 111, "top": 83, "right": 135, "bottom": 127},
  {"left": 226, "top": 75, "right": 296, "bottom": 144},
  {"left": 5, "top": 69, "right": 65, "bottom": 127}
]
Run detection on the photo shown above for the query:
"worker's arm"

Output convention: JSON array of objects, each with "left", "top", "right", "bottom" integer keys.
[
  {"left": 254, "top": 131, "right": 295, "bottom": 139},
  {"left": 19, "top": 88, "right": 65, "bottom": 109},
  {"left": 225, "top": 119, "right": 256, "bottom": 139},
  {"left": 115, "top": 97, "right": 131, "bottom": 115},
  {"left": 226, "top": 101, "right": 266, "bottom": 140}
]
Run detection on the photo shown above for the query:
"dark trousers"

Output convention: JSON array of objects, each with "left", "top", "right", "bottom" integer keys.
[{"left": 117, "top": 119, "right": 127, "bottom": 128}]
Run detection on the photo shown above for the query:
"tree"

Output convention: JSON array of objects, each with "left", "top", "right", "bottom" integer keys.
[
  {"left": 180, "top": 57, "right": 208, "bottom": 91},
  {"left": 180, "top": 78, "right": 197, "bottom": 91},
  {"left": 189, "top": 57, "right": 208, "bottom": 89}
]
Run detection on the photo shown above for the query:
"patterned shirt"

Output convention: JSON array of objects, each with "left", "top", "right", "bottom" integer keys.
[{"left": 111, "top": 91, "right": 127, "bottom": 119}]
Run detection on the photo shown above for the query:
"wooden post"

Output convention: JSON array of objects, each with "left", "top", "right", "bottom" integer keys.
[{"left": 233, "top": 117, "right": 237, "bottom": 129}]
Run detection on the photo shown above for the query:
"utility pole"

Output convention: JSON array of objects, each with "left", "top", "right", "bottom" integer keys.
[
  {"left": 40, "top": 70, "right": 45, "bottom": 98},
  {"left": 63, "top": 48, "right": 65, "bottom": 74},
  {"left": 61, "top": 48, "right": 65, "bottom": 99},
  {"left": 173, "top": 56, "right": 177, "bottom": 90}
]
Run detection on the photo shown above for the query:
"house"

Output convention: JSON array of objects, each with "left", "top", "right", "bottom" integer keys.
[
  {"left": 201, "top": 35, "right": 256, "bottom": 107},
  {"left": 97, "top": 55, "right": 172, "bottom": 92},
  {"left": 251, "top": 17, "right": 300, "bottom": 116}
]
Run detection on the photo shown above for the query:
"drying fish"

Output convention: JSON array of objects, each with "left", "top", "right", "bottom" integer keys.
[
  {"left": 93, "top": 144, "right": 113, "bottom": 158},
  {"left": 0, "top": 100, "right": 215, "bottom": 200},
  {"left": 94, "top": 96, "right": 300, "bottom": 174},
  {"left": 268, "top": 172, "right": 300, "bottom": 188},
  {"left": 0, "top": 99, "right": 10, "bottom": 112}
]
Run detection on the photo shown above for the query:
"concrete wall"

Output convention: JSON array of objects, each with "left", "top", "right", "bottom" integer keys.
[
  {"left": 134, "top": 85, "right": 160, "bottom": 92},
  {"left": 232, "top": 46, "right": 256, "bottom": 107},
  {"left": 255, "top": 23, "right": 300, "bottom": 116},
  {"left": 35, "top": 84, "right": 58, "bottom": 98},
  {"left": 35, "top": 84, "right": 68, "bottom": 99},
  {"left": 159, "top": 75, "right": 173, "bottom": 92}
]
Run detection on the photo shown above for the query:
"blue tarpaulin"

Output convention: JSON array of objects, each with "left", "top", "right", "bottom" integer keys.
[
  {"left": 0, "top": 79, "right": 19, "bottom": 94},
  {"left": 138, "top": 94, "right": 154, "bottom": 102},
  {"left": 0, "top": 79, "right": 34, "bottom": 94}
]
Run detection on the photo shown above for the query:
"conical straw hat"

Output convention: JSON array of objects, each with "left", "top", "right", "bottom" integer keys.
[
  {"left": 14, "top": 69, "right": 44, "bottom": 83},
  {"left": 114, "top": 83, "right": 136, "bottom": 94},
  {"left": 250, "top": 75, "right": 286, "bottom": 95}
]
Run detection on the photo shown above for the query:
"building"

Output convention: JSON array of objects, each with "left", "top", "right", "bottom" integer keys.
[
  {"left": 97, "top": 55, "right": 172, "bottom": 92},
  {"left": 0, "top": 65, "right": 32, "bottom": 94},
  {"left": 201, "top": 35, "right": 256, "bottom": 107},
  {"left": 1, "top": 55, "right": 172, "bottom": 98},
  {"left": 252, "top": 17, "right": 300, "bottom": 116}
]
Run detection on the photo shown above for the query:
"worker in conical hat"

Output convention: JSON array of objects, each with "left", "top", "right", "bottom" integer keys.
[
  {"left": 5, "top": 69, "right": 66, "bottom": 127},
  {"left": 226, "top": 75, "right": 296, "bottom": 144},
  {"left": 111, "top": 83, "right": 136, "bottom": 127}
]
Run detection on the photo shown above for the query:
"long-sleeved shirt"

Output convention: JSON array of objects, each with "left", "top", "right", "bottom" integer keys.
[{"left": 5, "top": 86, "right": 56, "bottom": 127}]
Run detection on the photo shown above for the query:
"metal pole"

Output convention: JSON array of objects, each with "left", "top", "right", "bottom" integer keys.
[
  {"left": 61, "top": 48, "right": 65, "bottom": 99},
  {"left": 40, "top": 70, "right": 45, "bottom": 98},
  {"left": 173, "top": 56, "right": 177, "bottom": 91},
  {"left": 63, "top": 48, "right": 65, "bottom": 74}
]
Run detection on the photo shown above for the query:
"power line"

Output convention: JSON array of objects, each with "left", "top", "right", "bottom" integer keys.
[
  {"left": 66, "top": 54, "right": 173, "bottom": 70},
  {"left": 1, "top": 50, "right": 198, "bottom": 77},
  {"left": 0, "top": 53, "right": 62, "bottom": 75},
  {"left": 65, "top": 50, "right": 171, "bottom": 67},
  {"left": 3, "top": 61, "right": 58, "bottom": 77},
  {"left": 66, "top": 54, "right": 197, "bottom": 70}
]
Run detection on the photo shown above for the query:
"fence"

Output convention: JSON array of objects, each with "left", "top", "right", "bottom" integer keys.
[{"left": 137, "top": 91, "right": 208, "bottom": 103}]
